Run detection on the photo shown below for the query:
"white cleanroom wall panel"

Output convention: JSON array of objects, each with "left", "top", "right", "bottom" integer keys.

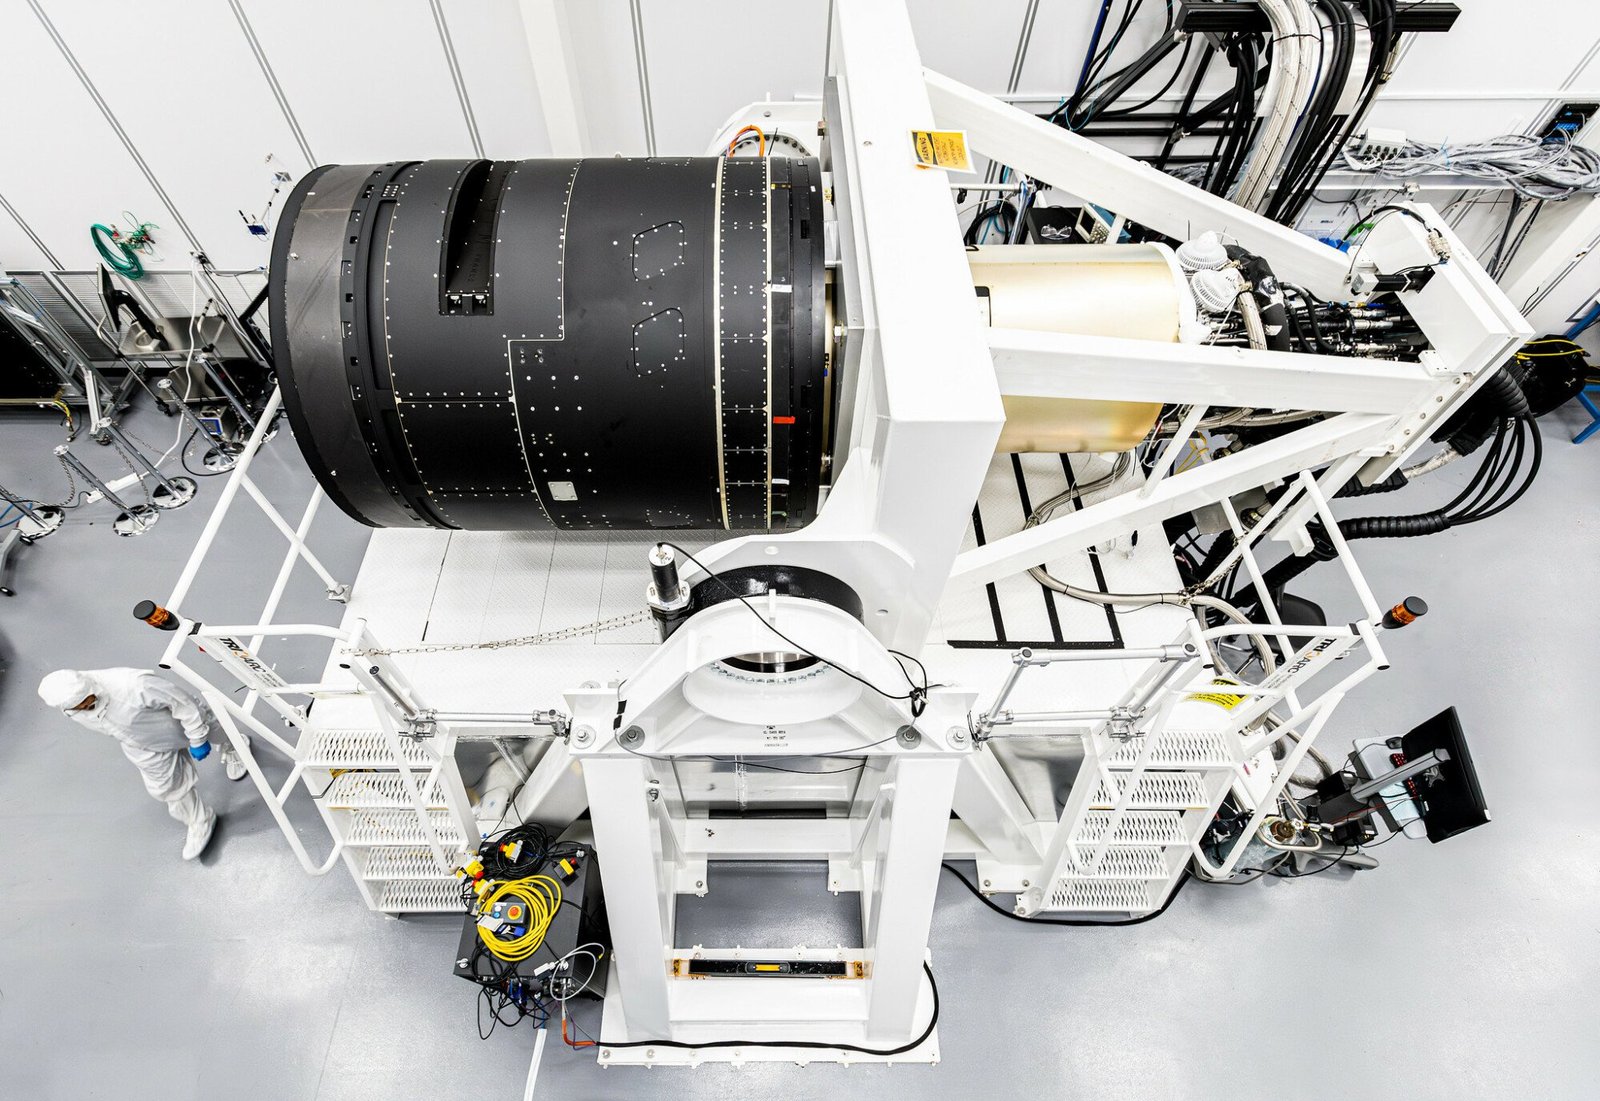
[
  {"left": 1525, "top": 248, "right": 1600, "bottom": 331},
  {"left": 638, "top": 0, "right": 826, "bottom": 155},
  {"left": 563, "top": 0, "right": 648, "bottom": 154},
  {"left": 1363, "top": 100, "right": 1547, "bottom": 139},
  {"left": 908, "top": 0, "right": 1034, "bottom": 91},
  {"left": 39, "top": 0, "right": 314, "bottom": 273},
  {"left": 0, "top": 5, "right": 178, "bottom": 271},
  {"left": 443, "top": 0, "right": 553, "bottom": 157},
  {"left": 0, "top": 198, "right": 56, "bottom": 272},
  {"left": 239, "top": 0, "right": 479, "bottom": 165},
  {"left": 1386, "top": 2, "right": 1599, "bottom": 95}
]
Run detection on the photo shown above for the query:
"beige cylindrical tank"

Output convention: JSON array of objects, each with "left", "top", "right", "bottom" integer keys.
[{"left": 967, "top": 243, "right": 1188, "bottom": 453}]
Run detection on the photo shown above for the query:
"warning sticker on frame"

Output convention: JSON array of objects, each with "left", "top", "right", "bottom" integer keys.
[
  {"left": 1186, "top": 678, "right": 1247, "bottom": 710},
  {"left": 910, "top": 129, "right": 973, "bottom": 173}
]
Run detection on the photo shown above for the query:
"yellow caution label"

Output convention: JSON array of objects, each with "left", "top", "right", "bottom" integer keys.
[
  {"left": 1185, "top": 678, "right": 1247, "bottom": 710},
  {"left": 910, "top": 129, "right": 973, "bottom": 172}
]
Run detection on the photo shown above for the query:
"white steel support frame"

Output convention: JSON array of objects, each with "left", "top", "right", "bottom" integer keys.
[
  {"left": 568, "top": 596, "right": 971, "bottom": 1058},
  {"left": 923, "top": 68, "right": 1531, "bottom": 580}
]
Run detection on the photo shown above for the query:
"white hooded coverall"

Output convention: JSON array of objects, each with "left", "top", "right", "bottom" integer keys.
[{"left": 53, "top": 668, "right": 231, "bottom": 829}]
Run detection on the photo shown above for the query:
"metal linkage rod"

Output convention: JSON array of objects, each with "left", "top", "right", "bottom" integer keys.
[
  {"left": 192, "top": 255, "right": 272, "bottom": 371},
  {"left": 54, "top": 445, "right": 156, "bottom": 536},
  {"left": 101, "top": 421, "right": 196, "bottom": 508},
  {"left": 0, "top": 480, "right": 64, "bottom": 538},
  {"left": 200, "top": 355, "right": 257, "bottom": 431},
  {"left": 0, "top": 481, "right": 50, "bottom": 527},
  {"left": 975, "top": 643, "right": 1197, "bottom": 737}
]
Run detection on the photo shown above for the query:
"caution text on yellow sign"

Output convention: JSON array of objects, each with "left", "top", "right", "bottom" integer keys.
[
  {"left": 910, "top": 129, "right": 973, "bottom": 173},
  {"left": 1185, "top": 678, "right": 1247, "bottom": 710}
]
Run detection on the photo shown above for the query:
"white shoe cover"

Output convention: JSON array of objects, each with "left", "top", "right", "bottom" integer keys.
[{"left": 183, "top": 811, "right": 217, "bottom": 860}]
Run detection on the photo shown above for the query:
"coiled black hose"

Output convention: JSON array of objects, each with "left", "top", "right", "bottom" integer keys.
[
  {"left": 1482, "top": 360, "right": 1533, "bottom": 420},
  {"left": 1335, "top": 469, "right": 1408, "bottom": 497},
  {"left": 1245, "top": 508, "right": 1454, "bottom": 599},
  {"left": 1229, "top": 359, "right": 1542, "bottom": 607}
]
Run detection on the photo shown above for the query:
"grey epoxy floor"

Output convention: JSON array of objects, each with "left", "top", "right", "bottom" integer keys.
[{"left": 1, "top": 397, "right": 1597, "bottom": 1100}]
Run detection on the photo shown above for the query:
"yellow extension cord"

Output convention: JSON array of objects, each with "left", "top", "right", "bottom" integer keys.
[{"left": 475, "top": 875, "right": 561, "bottom": 962}]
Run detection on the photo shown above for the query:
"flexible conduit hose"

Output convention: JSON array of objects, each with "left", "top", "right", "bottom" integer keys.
[
  {"left": 1024, "top": 454, "right": 1279, "bottom": 672},
  {"left": 1028, "top": 569, "right": 1280, "bottom": 675},
  {"left": 1237, "top": 286, "right": 1269, "bottom": 350},
  {"left": 1234, "top": 0, "right": 1319, "bottom": 210}
]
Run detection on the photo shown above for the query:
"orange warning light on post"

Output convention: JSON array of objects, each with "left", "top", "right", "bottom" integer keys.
[
  {"left": 1382, "top": 596, "right": 1428, "bottom": 629},
  {"left": 132, "top": 600, "right": 180, "bottom": 631}
]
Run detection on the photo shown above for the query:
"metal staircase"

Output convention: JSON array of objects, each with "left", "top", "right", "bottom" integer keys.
[
  {"left": 307, "top": 729, "right": 474, "bottom": 912},
  {"left": 207, "top": 691, "right": 480, "bottom": 913},
  {"left": 968, "top": 471, "right": 1398, "bottom": 919},
  {"left": 1035, "top": 725, "right": 1236, "bottom": 915}
]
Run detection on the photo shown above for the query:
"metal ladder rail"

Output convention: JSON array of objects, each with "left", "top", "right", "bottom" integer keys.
[
  {"left": 346, "top": 634, "right": 475, "bottom": 874},
  {"left": 1022, "top": 622, "right": 1209, "bottom": 903}
]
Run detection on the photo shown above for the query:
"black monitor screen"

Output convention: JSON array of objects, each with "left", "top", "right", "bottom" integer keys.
[{"left": 1401, "top": 707, "right": 1490, "bottom": 843}]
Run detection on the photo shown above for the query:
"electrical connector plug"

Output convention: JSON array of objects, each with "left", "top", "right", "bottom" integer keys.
[{"left": 1353, "top": 127, "right": 1408, "bottom": 161}]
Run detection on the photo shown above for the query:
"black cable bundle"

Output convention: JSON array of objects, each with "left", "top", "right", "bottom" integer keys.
[
  {"left": 459, "top": 820, "right": 584, "bottom": 909},
  {"left": 1244, "top": 407, "right": 1543, "bottom": 600},
  {"left": 1050, "top": 0, "right": 1172, "bottom": 130},
  {"left": 466, "top": 943, "right": 550, "bottom": 1039},
  {"left": 475, "top": 821, "right": 560, "bottom": 880},
  {"left": 1266, "top": 0, "right": 1400, "bottom": 222},
  {"left": 963, "top": 197, "right": 1018, "bottom": 246}
]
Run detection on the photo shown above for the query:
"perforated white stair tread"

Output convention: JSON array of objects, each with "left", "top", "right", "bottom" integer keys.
[
  {"left": 1047, "top": 877, "right": 1156, "bottom": 912},
  {"left": 1090, "top": 772, "right": 1210, "bottom": 810},
  {"left": 343, "top": 808, "right": 464, "bottom": 846},
  {"left": 1073, "top": 810, "right": 1189, "bottom": 846},
  {"left": 1104, "top": 729, "right": 1237, "bottom": 769},
  {"left": 362, "top": 847, "right": 467, "bottom": 881},
  {"left": 323, "top": 772, "right": 447, "bottom": 810},
  {"left": 1066, "top": 846, "right": 1171, "bottom": 879},
  {"left": 376, "top": 878, "right": 464, "bottom": 913},
  {"left": 301, "top": 728, "right": 437, "bottom": 768}
]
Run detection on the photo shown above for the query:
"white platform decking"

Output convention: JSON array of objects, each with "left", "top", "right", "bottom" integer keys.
[{"left": 311, "top": 453, "right": 1190, "bottom": 730}]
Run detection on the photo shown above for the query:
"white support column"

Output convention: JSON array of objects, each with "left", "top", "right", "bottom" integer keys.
[
  {"left": 951, "top": 751, "right": 1043, "bottom": 865},
  {"left": 700, "top": 0, "right": 1005, "bottom": 655},
  {"left": 584, "top": 756, "right": 673, "bottom": 1039},
  {"left": 518, "top": 0, "right": 589, "bottom": 156},
  {"left": 862, "top": 755, "right": 958, "bottom": 1040}
]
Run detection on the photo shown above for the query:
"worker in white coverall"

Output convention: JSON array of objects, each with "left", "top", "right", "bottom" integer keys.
[{"left": 37, "top": 668, "right": 249, "bottom": 860}]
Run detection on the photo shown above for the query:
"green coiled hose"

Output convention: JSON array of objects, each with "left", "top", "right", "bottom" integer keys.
[{"left": 91, "top": 222, "right": 144, "bottom": 279}]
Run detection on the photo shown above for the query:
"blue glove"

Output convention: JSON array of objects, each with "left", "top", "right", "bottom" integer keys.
[{"left": 188, "top": 742, "right": 212, "bottom": 761}]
